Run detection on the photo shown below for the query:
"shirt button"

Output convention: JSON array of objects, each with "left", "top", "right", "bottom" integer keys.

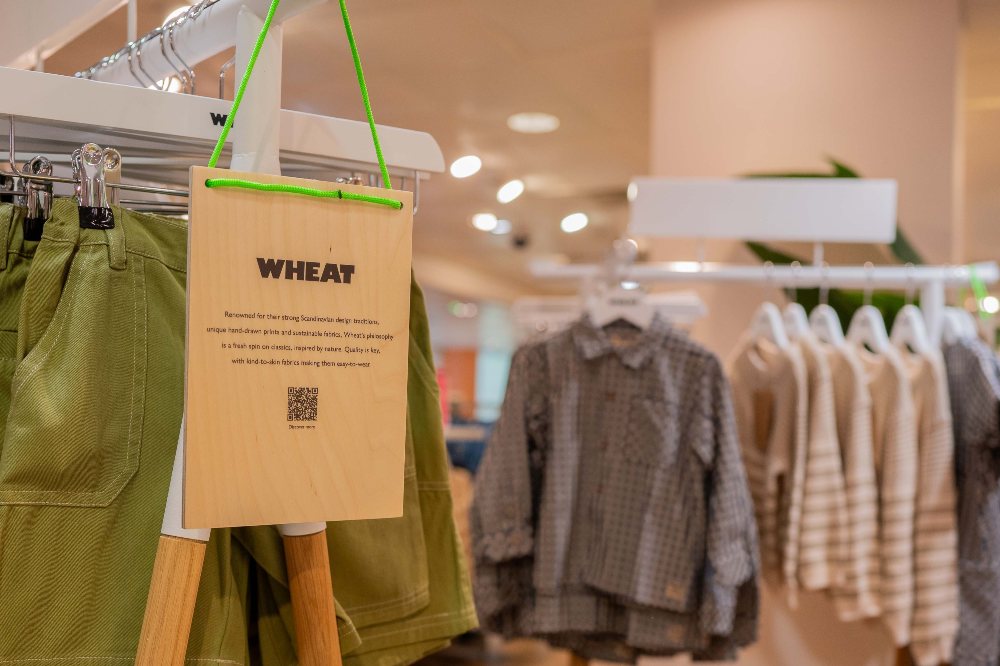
[{"left": 605, "top": 391, "right": 617, "bottom": 402}]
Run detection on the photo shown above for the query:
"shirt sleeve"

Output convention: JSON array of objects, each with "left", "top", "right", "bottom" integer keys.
[
  {"left": 471, "top": 343, "right": 547, "bottom": 564},
  {"left": 697, "top": 356, "right": 760, "bottom": 637}
]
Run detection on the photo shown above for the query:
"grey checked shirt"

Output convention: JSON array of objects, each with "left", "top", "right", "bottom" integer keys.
[
  {"left": 472, "top": 316, "right": 760, "bottom": 660},
  {"left": 944, "top": 339, "right": 1000, "bottom": 666}
]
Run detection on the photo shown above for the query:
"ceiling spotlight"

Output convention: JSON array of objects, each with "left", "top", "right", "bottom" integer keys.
[
  {"left": 496, "top": 179, "right": 524, "bottom": 204},
  {"left": 627, "top": 182, "right": 639, "bottom": 202},
  {"left": 983, "top": 295, "right": 1000, "bottom": 314},
  {"left": 491, "top": 219, "right": 512, "bottom": 235},
  {"left": 621, "top": 281, "right": 641, "bottom": 291},
  {"left": 560, "top": 212, "right": 589, "bottom": 234},
  {"left": 449, "top": 155, "right": 482, "bottom": 178},
  {"left": 472, "top": 213, "right": 498, "bottom": 232},
  {"left": 507, "top": 112, "right": 560, "bottom": 134},
  {"left": 163, "top": 5, "right": 191, "bottom": 25}
]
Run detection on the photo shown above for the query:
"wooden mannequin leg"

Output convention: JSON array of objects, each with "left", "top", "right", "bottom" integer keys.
[
  {"left": 283, "top": 530, "right": 343, "bottom": 666},
  {"left": 136, "top": 534, "right": 209, "bottom": 666}
]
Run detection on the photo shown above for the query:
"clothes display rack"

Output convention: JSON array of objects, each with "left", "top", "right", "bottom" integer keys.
[{"left": 0, "top": 1, "right": 445, "bottom": 664}]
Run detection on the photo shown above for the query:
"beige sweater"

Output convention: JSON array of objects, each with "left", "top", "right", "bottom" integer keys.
[
  {"left": 821, "top": 342, "right": 881, "bottom": 621},
  {"left": 857, "top": 346, "right": 918, "bottom": 647},
  {"left": 795, "top": 335, "right": 850, "bottom": 592},
  {"left": 901, "top": 349, "right": 958, "bottom": 666},
  {"left": 729, "top": 336, "right": 809, "bottom": 606}
]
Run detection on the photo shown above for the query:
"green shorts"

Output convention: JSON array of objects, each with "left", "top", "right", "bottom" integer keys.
[
  {"left": 0, "top": 199, "right": 251, "bottom": 664},
  {"left": 0, "top": 200, "right": 476, "bottom": 665}
]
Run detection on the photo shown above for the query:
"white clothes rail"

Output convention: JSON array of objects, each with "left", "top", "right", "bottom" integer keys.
[
  {"left": 76, "top": 0, "right": 323, "bottom": 89},
  {"left": 530, "top": 259, "right": 1000, "bottom": 344}
]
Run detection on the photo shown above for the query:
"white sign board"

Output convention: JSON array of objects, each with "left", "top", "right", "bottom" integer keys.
[{"left": 628, "top": 178, "right": 897, "bottom": 243}]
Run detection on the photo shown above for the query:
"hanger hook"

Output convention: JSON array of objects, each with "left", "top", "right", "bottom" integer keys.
[
  {"left": 763, "top": 260, "right": 775, "bottom": 289},
  {"left": 157, "top": 26, "right": 188, "bottom": 94},
  {"left": 904, "top": 262, "right": 916, "bottom": 306},
  {"left": 126, "top": 42, "right": 151, "bottom": 88},
  {"left": 819, "top": 261, "right": 830, "bottom": 306},
  {"left": 168, "top": 15, "right": 196, "bottom": 94},
  {"left": 864, "top": 261, "right": 875, "bottom": 306},
  {"left": 135, "top": 36, "right": 163, "bottom": 90},
  {"left": 790, "top": 260, "right": 802, "bottom": 303}
]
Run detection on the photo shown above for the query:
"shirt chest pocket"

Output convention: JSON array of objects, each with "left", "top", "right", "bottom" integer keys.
[{"left": 622, "top": 394, "right": 680, "bottom": 467}]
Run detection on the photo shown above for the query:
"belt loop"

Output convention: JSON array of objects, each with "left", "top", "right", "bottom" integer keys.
[
  {"left": 104, "top": 207, "right": 127, "bottom": 270},
  {"left": 0, "top": 207, "right": 13, "bottom": 271}
]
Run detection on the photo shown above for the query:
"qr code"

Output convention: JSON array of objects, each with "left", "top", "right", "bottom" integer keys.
[{"left": 287, "top": 387, "right": 319, "bottom": 421}]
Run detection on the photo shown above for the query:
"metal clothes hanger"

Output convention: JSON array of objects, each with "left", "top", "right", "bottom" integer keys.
[
  {"left": 810, "top": 261, "right": 845, "bottom": 345},
  {"left": 847, "top": 261, "right": 891, "bottom": 352},
  {"left": 783, "top": 260, "right": 811, "bottom": 340},
  {"left": 890, "top": 264, "right": 933, "bottom": 354}
]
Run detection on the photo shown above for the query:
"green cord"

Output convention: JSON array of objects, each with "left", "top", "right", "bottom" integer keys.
[
  {"left": 204, "top": 178, "right": 402, "bottom": 209},
  {"left": 338, "top": 0, "right": 392, "bottom": 190},
  {"left": 207, "top": 0, "right": 281, "bottom": 169},
  {"left": 205, "top": 0, "right": 398, "bottom": 207}
]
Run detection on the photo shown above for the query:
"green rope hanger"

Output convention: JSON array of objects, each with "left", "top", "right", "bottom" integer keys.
[
  {"left": 203, "top": 178, "right": 402, "bottom": 209},
  {"left": 205, "top": 0, "right": 401, "bottom": 208}
]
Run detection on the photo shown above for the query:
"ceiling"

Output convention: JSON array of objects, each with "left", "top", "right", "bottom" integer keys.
[
  {"left": 42, "top": 0, "right": 654, "bottom": 301},
  {"left": 33, "top": 0, "right": 1000, "bottom": 301}
]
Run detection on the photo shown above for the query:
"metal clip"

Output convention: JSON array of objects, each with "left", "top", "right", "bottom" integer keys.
[
  {"left": 22, "top": 156, "right": 53, "bottom": 241},
  {"left": 104, "top": 148, "right": 122, "bottom": 206},
  {"left": 75, "top": 143, "right": 115, "bottom": 229}
]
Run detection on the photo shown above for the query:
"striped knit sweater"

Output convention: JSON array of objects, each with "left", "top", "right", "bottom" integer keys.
[
  {"left": 901, "top": 349, "right": 958, "bottom": 666},
  {"left": 729, "top": 336, "right": 808, "bottom": 606},
  {"left": 857, "top": 347, "right": 918, "bottom": 647},
  {"left": 821, "top": 342, "right": 881, "bottom": 621},
  {"left": 795, "top": 335, "right": 850, "bottom": 592}
]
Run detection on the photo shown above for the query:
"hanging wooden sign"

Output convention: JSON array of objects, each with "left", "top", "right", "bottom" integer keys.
[{"left": 183, "top": 166, "right": 413, "bottom": 529}]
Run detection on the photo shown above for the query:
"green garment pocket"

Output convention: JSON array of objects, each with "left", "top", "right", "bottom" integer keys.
[{"left": 0, "top": 249, "right": 147, "bottom": 507}]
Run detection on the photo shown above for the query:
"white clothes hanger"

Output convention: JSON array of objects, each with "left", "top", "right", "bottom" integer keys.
[
  {"left": 808, "top": 263, "right": 845, "bottom": 345},
  {"left": 587, "top": 284, "right": 655, "bottom": 330},
  {"left": 847, "top": 263, "right": 891, "bottom": 353},
  {"left": 941, "top": 308, "right": 967, "bottom": 345},
  {"left": 784, "top": 302, "right": 810, "bottom": 340},
  {"left": 810, "top": 304, "right": 845, "bottom": 346},
  {"left": 782, "top": 261, "right": 811, "bottom": 340},
  {"left": 891, "top": 304, "right": 933, "bottom": 354},
  {"left": 751, "top": 302, "right": 791, "bottom": 349}
]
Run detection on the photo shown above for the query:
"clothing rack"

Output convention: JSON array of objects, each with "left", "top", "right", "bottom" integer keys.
[{"left": 530, "top": 258, "right": 1000, "bottom": 344}]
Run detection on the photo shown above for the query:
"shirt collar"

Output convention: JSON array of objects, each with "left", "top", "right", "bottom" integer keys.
[{"left": 572, "top": 314, "right": 671, "bottom": 369}]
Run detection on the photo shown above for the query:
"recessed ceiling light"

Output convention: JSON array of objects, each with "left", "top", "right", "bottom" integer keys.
[
  {"left": 560, "top": 212, "right": 588, "bottom": 233},
  {"left": 449, "top": 155, "right": 482, "bottom": 178},
  {"left": 983, "top": 295, "right": 1000, "bottom": 314},
  {"left": 496, "top": 179, "right": 524, "bottom": 204},
  {"left": 507, "top": 112, "right": 560, "bottom": 134},
  {"left": 491, "top": 219, "right": 512, "bottom": 235},
  {"left": 472, "top": 213, "right": 498, "bottom": 232},
  {"left": 163, "top": 5, "right": 191, "bottom": 25},
  {"left": 621, "top": 281, "right": 641, "bottom": 291}
]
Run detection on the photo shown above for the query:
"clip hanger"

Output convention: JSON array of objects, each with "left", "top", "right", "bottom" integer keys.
[
  {"left": 74, "top": 143, "right": 115, "bottom": 229},
  {"left": 22, "top": 156, "right": 53, "bottom": 241}
]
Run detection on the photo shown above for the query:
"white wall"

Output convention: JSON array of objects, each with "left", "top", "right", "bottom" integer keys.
[
  {"left": 648, "top": 0, "right": 961, "bottom": 359},
  {"left": 646, "top": 1, "right": 961, "bottom": 664}
]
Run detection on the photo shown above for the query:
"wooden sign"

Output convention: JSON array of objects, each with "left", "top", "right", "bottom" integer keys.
[{"left": 183, "top": 166, "right": 413, "bottom": 529}]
